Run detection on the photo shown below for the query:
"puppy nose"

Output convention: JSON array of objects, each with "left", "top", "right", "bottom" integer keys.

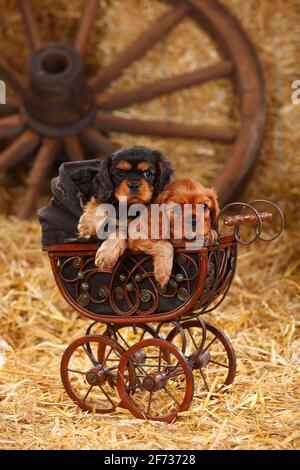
[{"left": 128, "top": 181, "right": 140, "bottom": 191}]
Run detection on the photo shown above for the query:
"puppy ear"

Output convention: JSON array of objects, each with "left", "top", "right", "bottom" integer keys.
[
  {"left": 154, "top": 154, "right": 174, "bottom": 196},
  {"left": 154, "top": 188, "right": 172, "bottom": 205},
  {"left": 207, "top": 188, "right": 220, "bottom": 230},
  {"left": 91, "top": 158, "right": 115, "bottom": 203}
]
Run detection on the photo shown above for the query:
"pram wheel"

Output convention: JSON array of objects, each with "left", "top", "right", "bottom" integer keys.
[
  {"left": 193, "top": 322, "right": 236, "bottom": 397},
  {"left": 166, "top": 319, "right": 236, "bottom": 398},
  {"left": 116, "top": 338, "right": 194, "bottom": 422},
  {"left": 60, "top": 335, "right": 134, "bottom": 413}
]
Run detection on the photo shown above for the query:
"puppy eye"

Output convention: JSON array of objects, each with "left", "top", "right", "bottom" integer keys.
[
  {"left": 203, "top": 204, "right": 209, "bottom": 211},
  {"left": 143, "top": 170, "right": 151, "bottom": 178}
]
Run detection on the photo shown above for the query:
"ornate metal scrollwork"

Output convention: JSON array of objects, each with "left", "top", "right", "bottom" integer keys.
[{"left": 56, "top": 249, "right": 202, "bottom": 318}]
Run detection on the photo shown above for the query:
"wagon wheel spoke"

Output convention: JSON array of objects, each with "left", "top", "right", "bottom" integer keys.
[
  {"left": 82, "top": 343, "right": 98, "bottom": 366},
  {"left": 158, "top": 348, "right": 162, "bottom": 372},
  {"left": 203, "top": 335, "right": 218, "bottom": 353},
  {"left": 67, "top": 368, "right": 87, "bottom": 375},
  {"left": 0, "top": 114, "right": 25, "bottom": 139},
  {"left": 115, "top": 330, "right": 130, "bottom": 350},
  {"left": 96, "top": 61, "right": 234, "bottom": 110},
  {"left": 0, "top": 98, "right": 21, "bottom": 117},
  {"left": 0, "top": 130, "right": 40, "bottom": 172},
  {"left": 18, "top": 0, "right": 42, "bottom": 49},
  {"left": 64, "top": 135, "right": 85, "bottom": 162},
  {"left": 95, "top": 111, "right": 237, "bottom": 143},
  {"left": 74, "top": 0, "right": 98, "bottom": 54},
  {"left": 147, "top": 392, "right": 153, "bottom": 415},
  {"left": 81, "top": 127, "right": 119, "bottom": 155},
  {"left": 187, "top": 327, "right": 199, "bottom": 351},
  {"left": 99, "top": 347, "right": 113, "bottom": 369},
  {"left": 199, "top": 367, "right": 210, "bottom": 392},
  {"left": 17, "top": 138, "right": 61, "bottom": 219},
  {"left": 0, "top": 60, "right": 26, "bottom": 95},
  {"left": 209, "top": 359, "right": 229, "bottom": 368},
  {"left": 83, "top": 384, "right": 93, "bottom": 401},
  {"left": 89, "top": 2, "right": 190, "bottom": 91},
  {"left": 99, "top": 384, "right": 116, "bottom": 407}
]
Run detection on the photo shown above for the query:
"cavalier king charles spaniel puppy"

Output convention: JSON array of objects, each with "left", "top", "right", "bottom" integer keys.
[
  {"left": 78, "top": 146, "right": 173, "bottom": 269},
  {"left": 128, "top": 178, "right": 220, "bottom": 287}
]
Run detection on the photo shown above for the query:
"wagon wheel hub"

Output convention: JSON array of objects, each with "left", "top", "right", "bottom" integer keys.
[
  {"left": 189, "top": 350, "right": 211, "bottom": 368},
  {"left": 132, "top": 350, "right": 146, "bottom": 365},
  {"left": 22, "top": 44, "right": 96, "bottom": 137},
  {"left": 85, "top": 366, "right": 107, "bottom": 386},
  {"left": 143, "top": 373, "right": 167, "bottom": 392}
]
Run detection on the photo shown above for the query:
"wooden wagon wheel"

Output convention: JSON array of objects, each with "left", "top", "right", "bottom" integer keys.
[{"left": 0, "top": 0, "right": 265, "bottom": 219}]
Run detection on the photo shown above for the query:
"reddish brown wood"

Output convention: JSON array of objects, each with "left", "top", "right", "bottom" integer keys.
[
  {"left": 224, "top": 211, "right": 273, "bottom": 227},
  {"left": 89, "top": 2, "right": 190, "bottom": 91},
  {"left": 74, "top": 0, "right": 98, "bottom": 54},
  {"left": 64, "top": 136, "right": 85, "bottom": 162},
  {"left": 0, "top": 60, "right": 25, "bottom": 95},
  {"left": 17, "top": 138, "right": 60, "bottom": 219},
  {"left": 0, "top": 0, "right": 266, "bottom": 219},
  {"left": 0, "top": 130, "right": 40, "bottom": 171},
  {"left": 81, "top": 127, "right": 119, "bottom": 154},
  {"left": 186, "top": 0, "right": 266, "bottom": 205},
  {"left": 96, "top": 60, "right": 234, "bottom": 110},
  {"left": 0, "top": 98, "right": 21, "bottom": 117},
  {"left": 95, "top": 111, "right": 237, "bottom": 143},
  {"left": 18, "top": 0, "right": 41, "bottom": 49},
  {"left": 0, "top": 114, "right": 25, "bottom": 138}
]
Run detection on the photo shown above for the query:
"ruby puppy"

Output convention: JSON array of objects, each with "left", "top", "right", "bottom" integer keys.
[{"left": 128, "top": 178, "right": 220, "bottom": 287}]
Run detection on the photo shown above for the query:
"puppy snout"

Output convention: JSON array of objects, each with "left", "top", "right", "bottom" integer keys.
[{"left": 128, "top": 181, "right": 140, "bottom": 192}]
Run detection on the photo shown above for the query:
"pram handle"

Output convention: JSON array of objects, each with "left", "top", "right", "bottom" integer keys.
[{"left": 223, "top": 211, "right": 273, "bottom": 227}]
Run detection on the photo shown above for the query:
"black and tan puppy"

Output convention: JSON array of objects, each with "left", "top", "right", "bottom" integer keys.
[{"left": 78, "top": 146, "right": 173, "bottom": 269}]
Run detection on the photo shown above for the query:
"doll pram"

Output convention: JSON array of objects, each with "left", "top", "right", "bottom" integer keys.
[{"left": 39, "top": 161, "right": 283, "bottom": 422}]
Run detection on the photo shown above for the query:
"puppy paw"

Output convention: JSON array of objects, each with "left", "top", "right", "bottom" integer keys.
[
  {"left": 78, "top": 215, "right": 95, "bottom": 239},
  {"left": 95, "top": 239, "right": 126, "bottom": 271},
  {"left": 155, "top": 270, "right": 171, "bottom": 288},
  {"left": 154, "top": 259, "right": 173, "bottom": 287},
  {"left": 95, "top": 247, "right": 115, "bottom": 270}
]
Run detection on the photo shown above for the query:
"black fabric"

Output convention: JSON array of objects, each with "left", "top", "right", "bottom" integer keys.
[{"left": 38, "top": 159, "right": 102, "bottom": 246}]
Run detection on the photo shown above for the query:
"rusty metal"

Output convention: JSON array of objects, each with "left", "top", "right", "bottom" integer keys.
[{"left": 0, "top": 0, "right": 265, "bottom": 218}]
